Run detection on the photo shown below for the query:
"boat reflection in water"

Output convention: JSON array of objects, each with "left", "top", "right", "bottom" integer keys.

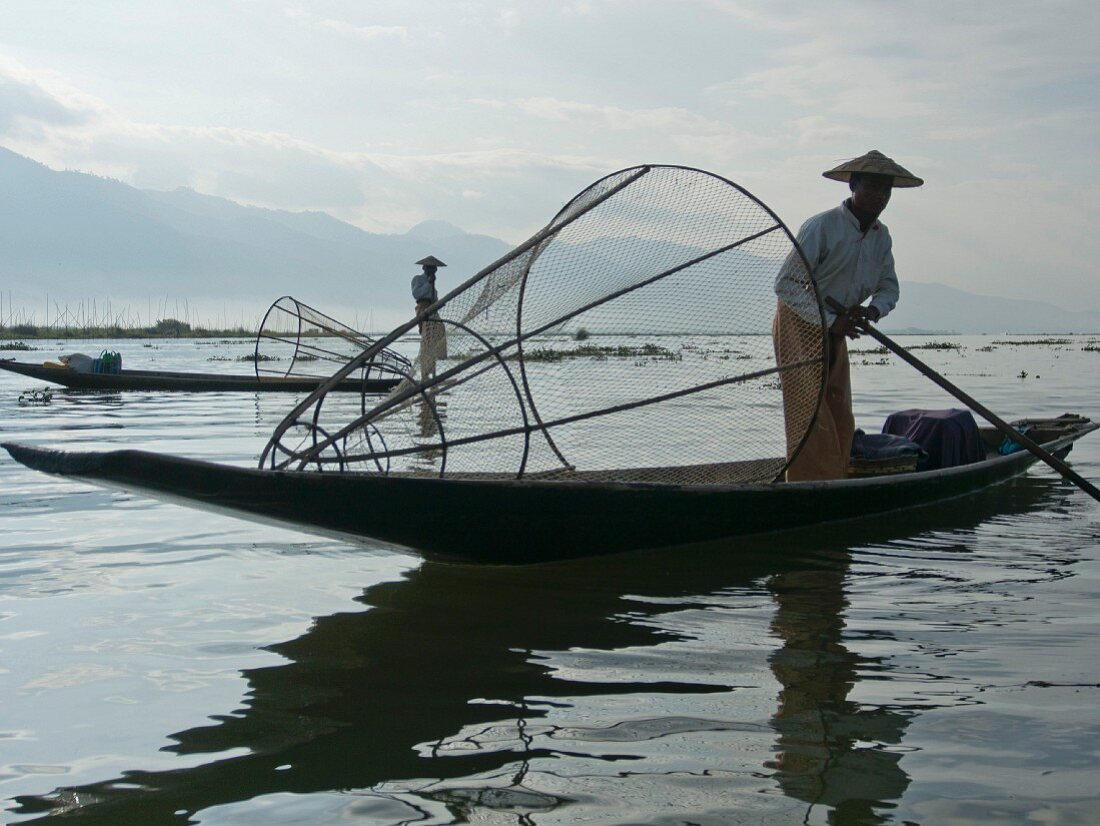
[{"left": 10, "top": 481, "right": 1063, "bottom": 823}]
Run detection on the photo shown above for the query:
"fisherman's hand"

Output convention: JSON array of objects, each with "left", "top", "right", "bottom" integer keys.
[
  {"left": 824, "top": 297, "right": 875, "bottom": 339},
  {"left": 850, "top": 305, "right": 881, "bottom": 333},
  {"left": 829, "top": 313, "right": 862, "bottom": 340}
]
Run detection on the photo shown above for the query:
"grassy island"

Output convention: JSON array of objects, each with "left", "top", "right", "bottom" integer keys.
[{"left": 0, "top": 318, "right": 254, "bottom": 341}]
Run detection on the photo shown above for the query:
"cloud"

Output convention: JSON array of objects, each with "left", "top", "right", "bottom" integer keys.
[
  {"left": 790, "top": 116, "right": 861, "bottom": 147},
  {"left": 285, "top": 8, "right": 409, "bottom": 41},
  {"left": 510, "top": 97, "right": 707, "bottom": 131},
  {"left": 923, "top": 125, "right": 1000, "bottom": 142},
  {"left": 696, "top": 0, "right": 808, "bottom": 30},
  {"left": 317, "top": 19, "right": 408, "bottom": 41},
  {"left": 466, "top": 96, "right": 776, "bottom": 160},
  {"left": 0, "top": 56, "right": 103, "bottom": 136},
  {"left": 717, "top": 46, "right": 947, "bottom": 120},
  {"left": 703, "top": 0, "right": 1100, "bottom": 119},
  {"left": 0, "top": 57, "right": 616, "bottom": 239},
  {"left": 1, "top": 0, "right": 1098, "bottom": 310}
]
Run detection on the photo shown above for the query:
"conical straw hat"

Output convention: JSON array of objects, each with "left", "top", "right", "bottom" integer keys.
[
  {"left": 822, "top": 150, "right": 923, "bottom": 188},
  {"left": 416, "top": 255, "right": 448, "bottom": 267}
]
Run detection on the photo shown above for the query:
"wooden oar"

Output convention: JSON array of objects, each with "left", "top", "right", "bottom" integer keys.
[{"left": 826, "top": 297, "right": 1100, "bottom": 503}]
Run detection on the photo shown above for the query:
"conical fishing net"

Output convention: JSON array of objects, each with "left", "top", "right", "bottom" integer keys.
[
  {"left": 254, "top": 296, "right": 411, "bottom": 384},
  {"left": 260, "top": 165, "right": 827, "bottom": 484}
]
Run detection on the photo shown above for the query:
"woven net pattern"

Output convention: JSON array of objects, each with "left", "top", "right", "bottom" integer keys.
[
  {"left": 260, "top": 166, "right": 826, "bottom": 485},
  {"left": 255, "top": 296, "right": 410, "bottom": 382}
]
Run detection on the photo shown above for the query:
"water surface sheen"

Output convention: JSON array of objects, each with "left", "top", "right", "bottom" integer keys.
[{"left": 1, "top": 335, "right": 1098, "bottom": 824}]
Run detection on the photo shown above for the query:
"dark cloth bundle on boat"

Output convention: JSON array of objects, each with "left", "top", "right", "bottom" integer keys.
[
  {"left": 883, "top": 408, "right": 983, "bottom": 470},
  {"left": 848, "top": 429, "right": 927, "bottom": 476},
  {"left": 851, "top": 430, "right": 926, "bottom": 462}
]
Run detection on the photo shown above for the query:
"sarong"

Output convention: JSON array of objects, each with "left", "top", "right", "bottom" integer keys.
[
  {"left": 415, "top": 300, "right": 433, "bottom": 332},
  {"left": 418, "top": 318, "right": 447, "bottom": 379},
  {"left": 772, "top": 301, "right": 853, "bottom": 481}
]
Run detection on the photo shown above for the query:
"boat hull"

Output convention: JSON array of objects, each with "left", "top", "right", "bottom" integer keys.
[
  {"left": 4, "top": 416, "right": 1094, "bottom": 563},
  {"left": 0, "top": 360, "right": 397, "bottom": 393}
]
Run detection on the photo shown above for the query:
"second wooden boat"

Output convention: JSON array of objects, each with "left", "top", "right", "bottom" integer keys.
[{"left": 0, "top": 360, "right": 399, "bottom": 393}]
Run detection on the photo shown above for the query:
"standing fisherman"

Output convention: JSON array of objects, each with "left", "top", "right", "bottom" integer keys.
[
  {"left": 410, "top": 255, "right": 448, "bottom": 378},
  {"left": 774, "top": 150, "right": 924, "bottom": 481},
  {"left": 411, "top": 255, "right": 446, "bottom": 325}
]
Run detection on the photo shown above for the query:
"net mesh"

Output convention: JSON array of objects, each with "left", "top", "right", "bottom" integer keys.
[
  {"left": 254, "top": 296, "right": 411, "bottom": 383},
  {"left": 260, "top": 165, "right": 827, "bottom": 485}
]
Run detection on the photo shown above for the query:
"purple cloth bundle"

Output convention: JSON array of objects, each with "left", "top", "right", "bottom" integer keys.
[{"left": 882, "top": 409, "right": 984, "bottom": 470}]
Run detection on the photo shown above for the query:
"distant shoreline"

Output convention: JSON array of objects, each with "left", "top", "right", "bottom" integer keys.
[
  {"left": 0, "top": 319, "right": 254, "bottom": 341},
  {"left": 3, "top": 322, "right": 1097, "bottom": 346}
]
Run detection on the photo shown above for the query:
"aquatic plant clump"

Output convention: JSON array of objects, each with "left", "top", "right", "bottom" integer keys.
[
  {"left": 908, "top": 341, "right": 962, "bottom": 351},
  {"left": 520, "top": 343, "right": 682, "bottom": 362},
  {"left": 261, "top": 165, "right": 825, "bottom": 485},
  {"left": 993, "top": 339, "right": 1075, "bottom": 346}
]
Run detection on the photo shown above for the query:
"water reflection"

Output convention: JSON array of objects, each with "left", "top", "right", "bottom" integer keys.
[
  {"left": 9, "top": 481, "right": 1061, "bottom": 824},
  {"left": 767, "top": 567, "right": 910, "bottom": 825},
  {"left": 416, "top": 395, "right": 440, "bottom": 439}
]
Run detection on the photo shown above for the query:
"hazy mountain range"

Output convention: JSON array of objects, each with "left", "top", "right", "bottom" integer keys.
[
  {"left": 880, "top": 283, "right": 1100, "bottom": 335},
  {"left": 2, "top": 146, "right": 1098, "bottom": 334},
  {"left": 0, "top": 146, "right": 511, "bottom": 327}
]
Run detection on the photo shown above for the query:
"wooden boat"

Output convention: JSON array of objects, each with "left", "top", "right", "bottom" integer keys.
[
  {"left": 0, "top": 359, "right": 399, "bottom": 394},
  {"left": 7, "top": 172, "right": 1097, "bottom": 563},
  {"left": 3, "top": 414, "right": 1094, "bottom": 564}
]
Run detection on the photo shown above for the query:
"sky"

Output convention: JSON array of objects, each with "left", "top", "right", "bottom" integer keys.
[{"left": 1, "top": 0, "right": 1098, "bottom": 310}]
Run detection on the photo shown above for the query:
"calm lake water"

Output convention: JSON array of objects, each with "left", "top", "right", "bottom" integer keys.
[{"left": 2, "top": 334, "right": 1099, "bottom": 825}]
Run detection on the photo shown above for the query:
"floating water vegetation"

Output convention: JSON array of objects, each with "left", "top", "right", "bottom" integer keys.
[
  {"left": 18, "top": 387, "right": 52, "bottom": 405},
  {"left": 908, "top": 341, "right": 961, "bottom": 351},
  {"left": 679, "top": 342, "right": 754, "bottom": 360},
  {"left": 0, "top": 341, "right": 35, "bottom": 351},
  {"left": 993, "top": 338, "right": 1074, "bottom": 346},
  {"left": 207, "top": 354, "right": 282, "bottom": 362},
  {"left": 520, "top": 343, "right": 681, "bottom": 362},
  {"left": 854, "top": 341, "right": 958, "bottom": 355}
]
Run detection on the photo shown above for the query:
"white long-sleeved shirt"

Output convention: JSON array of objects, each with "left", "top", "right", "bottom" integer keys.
[
  {"left": 411, "top": 273, "right": 438, "bottom": 303},
  {"left": 775, "top": 200, "right": 899, "bottom": 327}
]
